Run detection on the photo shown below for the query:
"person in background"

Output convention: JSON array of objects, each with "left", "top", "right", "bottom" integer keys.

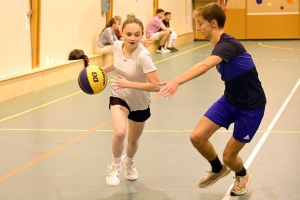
[
  {"left": 162, "top": 12, "right": 178, "bottom": 51},
  {"left": 97, "top": 18, "right": 119, "bottom": 49},
  {"left": 114, "top": 15, "right": 123, "bottom": 41},
  {"left": 146, "top": 9, "right": 172, "bottom": 53}
]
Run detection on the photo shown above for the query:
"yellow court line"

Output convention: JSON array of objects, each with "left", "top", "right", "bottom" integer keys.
[
  {"left": 0, "top": 120, "right": 112, "bottom": 182},
  {"left": 154, "top": 43, "right": 211, "bottom": 65},
  {"left": 0, "top": 43, "right": 212, "bottom": 182},
  {"left": 0, "top": 91, "right": 82, "bottom": 123},
  {"left": 0, "top": 128, "right": 299, "bottom": 134},
  {"left": 0, "top": 95, "right": 166, "bottom": 182},
  {"left": 258, "top": 42, "right": 300, "bottom": 50},
  {"left": 0, "top": 43, "right": 210, "bottom": 124}
]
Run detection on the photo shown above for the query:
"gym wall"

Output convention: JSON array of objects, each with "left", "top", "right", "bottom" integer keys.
[
  {"left": 194, "top": 0, "right": 300, "bottom": 39},
  {"left": 0, "top": 1, "right": 32, "bottom": 79},
  {"left": 112, "top": 0, "right": 193, "bottom": 36}
]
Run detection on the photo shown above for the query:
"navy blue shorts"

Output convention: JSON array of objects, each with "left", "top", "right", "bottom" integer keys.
[
  {"left": 204, "top": 96, "right": 265, "bottom": 143},
  {"left": 109, "top": 96, "right": 151, "bottom": 122}
]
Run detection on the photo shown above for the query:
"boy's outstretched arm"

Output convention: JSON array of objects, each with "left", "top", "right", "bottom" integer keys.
[{"left": 159, "top": 55, "right": 222, "bottom": 98}]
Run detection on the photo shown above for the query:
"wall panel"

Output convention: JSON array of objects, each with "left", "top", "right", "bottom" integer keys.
[
  {"left": 39, "top": 0, "right": 104, "bottom": 67},
  {"left": 247, "top": 15, "right": 299, "bottom": 39},
  {"left": 113, "top": 0, "right": 153, "bottom": 31},
  {"left": 0, "top": 1, "right": 32, "bottom": 78},
  {"left": 159, "top": 0, "right": 192, "bottom": 35}
]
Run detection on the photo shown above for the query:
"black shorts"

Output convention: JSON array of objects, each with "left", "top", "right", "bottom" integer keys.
[{"left": 109, "top": 96, "right": 151, "bottom": 122}]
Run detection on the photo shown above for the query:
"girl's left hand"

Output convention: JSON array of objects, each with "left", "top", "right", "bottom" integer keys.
[{"left": 110, "top": 74, "right": 130, "bottom": 90}]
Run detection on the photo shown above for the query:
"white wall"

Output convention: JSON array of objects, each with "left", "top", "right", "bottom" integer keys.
[
  {"left": 0, "top": 0, "right": 193, "bottom": 78},
  {"left": 159, "top": 0, "right": 193, "bottom": 34},
  {"left": 0, "top": 0, "right": 32, "bottom": 78},
  {"left": 39, "top": 0, "right": 105, "bottom": 67},
  {"left": 113, "top": 0, "right": 153, "bottom": 35}
]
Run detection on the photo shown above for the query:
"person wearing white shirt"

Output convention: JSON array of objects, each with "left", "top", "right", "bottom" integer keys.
[{"left": 101, "top": 18, "right": 160, "bottom": 186}]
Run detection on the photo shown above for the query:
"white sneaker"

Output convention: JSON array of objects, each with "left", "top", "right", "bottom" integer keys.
[
  {"left": 156, "top": 48, "right": 168, "bottom": 54},
  {"left": 121, "top": 155, "right": 138, "bottom": 181},
  {"left": 163, "top": 48, "right": 171, "bottom": 53},
  {"left": 106, "top": 163, "right": 122, "bottom": 186}
]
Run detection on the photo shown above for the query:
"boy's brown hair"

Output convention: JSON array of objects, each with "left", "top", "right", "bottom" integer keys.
[{"left": 193, "top": 2, "right": 226, "bottom": 28}]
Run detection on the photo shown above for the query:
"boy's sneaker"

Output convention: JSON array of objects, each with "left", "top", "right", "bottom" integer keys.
[
  {"left": 230, "top": 171, "right": 251, "bottom": 196},
  {"left": 106, "top": 163, "right": 122, "bottom": 186},
  {"left": 198, "top": 165, "right": 231, "bottom": 188},
  {"left": 167, "top": 47, "right": 178, "bottom": 52},
  {"left": 121, "top": 155, "right": 138, "bottom": 181},
  {"left": 163, "top": 48, "right": 171, "bottom": 53},
  {"left": 156, "top": 48, "right": 168, "bottom": 54}
]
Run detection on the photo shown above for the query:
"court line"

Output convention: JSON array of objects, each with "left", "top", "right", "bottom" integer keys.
[
  {"left": 0, "top": 128, "right": 299, "bottom": 134},
  {"left": 0, "top": 42, "right": 211, "bottom": 182},
  {"left": 0, "top": 91, "right": 82, "bottom": 123},
  {"left": 258, "top": 42, "right": 300, "bottom": 50},
  {"left": 222, "top": 78, "right": 300, "bottom": 200},
  {"left": 154, "top": 43, "right": 211, "bottom": 64},
  {"left": 0, "top": 94, "right": 161, "bottom": 182},
  {"left": 0, "top": 43, "right": 210, "bottom": 124},
  {"left": 0, "top": 120, "right": 112, "bottom": 182}
]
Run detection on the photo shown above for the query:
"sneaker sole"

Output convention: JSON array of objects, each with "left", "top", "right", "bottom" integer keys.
[
  {"left": 230, "top": 173, "right": 252, "bottom": 196},
  {"left": 198, "top": 168, "right": 231, "bottom": 188},
  {"left": 106, "top": 177, "right": 120, "bottom": 187},
  {"left": 125, "top": 176, "right": 138, "bottom": 181}
]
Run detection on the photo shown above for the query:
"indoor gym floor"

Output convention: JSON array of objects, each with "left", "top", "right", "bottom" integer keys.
[{"left": 0, "top": 40, "right": 299, "bottom": 200}]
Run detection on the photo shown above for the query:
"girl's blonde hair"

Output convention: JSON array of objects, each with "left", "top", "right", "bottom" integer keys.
[
  {"left": 127, "top": 13, "right": 136, "bottom": 19},
  {"left": 114, "top": 15, "right": 122, "bottom": 22}
]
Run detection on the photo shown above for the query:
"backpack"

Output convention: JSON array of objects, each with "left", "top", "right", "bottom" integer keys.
[{"left": 68, "top": 49, "right": 89, "bottom": 67}]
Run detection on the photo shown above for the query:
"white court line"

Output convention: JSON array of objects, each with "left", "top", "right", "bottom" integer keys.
[{"left": 222, "top": 78, "right": 300, "bottom": 200}]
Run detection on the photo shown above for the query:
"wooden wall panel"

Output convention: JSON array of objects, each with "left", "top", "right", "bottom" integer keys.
[
  {"left": 247, "top": 15, "right": 299, "bottom": 39},
  {"left": 224, "top": 9, "right": 246, "bottom": 39}
]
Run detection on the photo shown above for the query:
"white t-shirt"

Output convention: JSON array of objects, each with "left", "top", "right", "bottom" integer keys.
[{"left": 110, "top": 41, "right": 157, "bottom": 111}]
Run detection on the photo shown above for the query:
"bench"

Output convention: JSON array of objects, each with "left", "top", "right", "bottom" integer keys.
[{"left": 0, "top": 31, "right": 193, "bottom": 103}]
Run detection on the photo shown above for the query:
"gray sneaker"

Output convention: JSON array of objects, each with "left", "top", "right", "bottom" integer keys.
[
  {"left": 198, "top": 165, "right": 231, "bottom": 188},
  {"left": 230, "top": 171, "right": 251, "bottom": 196}
]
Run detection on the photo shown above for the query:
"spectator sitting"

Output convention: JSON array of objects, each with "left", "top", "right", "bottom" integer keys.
[
  {"left": 127, "top": 13, "right": 148, "bottom": 47},
  {"left": 146, "top": 9, "right": 171, "bottom": 54},
  {"left": 96, "top": 18, "right": 119, "bottom": 54},
  {"left": 114, "top": 15, "right": 123, "bottom": 41},
  {"left": 162, "top": 12, "right": 178, "bottom": 51}
]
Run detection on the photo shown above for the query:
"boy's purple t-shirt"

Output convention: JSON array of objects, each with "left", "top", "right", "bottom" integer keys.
[{"left": 146, "top": 17, "right": 163, "bottom": 38}]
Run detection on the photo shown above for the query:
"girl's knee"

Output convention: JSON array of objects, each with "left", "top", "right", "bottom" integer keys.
[
  {"left": 114, "top": 129, "right": 126, "bottom": 141},
  {"left": 128, "top": 138, "right": 139, "bottom": 146}
]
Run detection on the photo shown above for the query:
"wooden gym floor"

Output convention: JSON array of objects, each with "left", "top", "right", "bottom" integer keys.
[{"left": 0, "top": 40, "right": 299, "bottom": 200}]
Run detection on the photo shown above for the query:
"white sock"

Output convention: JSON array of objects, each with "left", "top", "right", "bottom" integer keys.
[
  {"left": 125, "top": 156, "right": 134, "bottom": 165},
  {"left": 113, "top": 156, "right": 121, "bottom": 165}
]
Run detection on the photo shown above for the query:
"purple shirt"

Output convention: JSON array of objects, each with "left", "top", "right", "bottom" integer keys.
[{"left": 146, "top": 17, "right": 164, "bottom": 38}]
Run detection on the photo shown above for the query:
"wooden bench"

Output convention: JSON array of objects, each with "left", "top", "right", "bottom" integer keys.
[{"left": 0, "top": 31, "right": 193, "bottom": 103}]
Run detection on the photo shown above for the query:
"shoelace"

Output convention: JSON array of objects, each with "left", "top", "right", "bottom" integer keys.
[
  {"left": 124, "top": 160, "right": 137, "bottom": 175},
  {"left": 233, "top": 176, "right": 245, "bottom": 189},
  {"left": 204, "top": 169, "right": 213, "bottom": 178},
  {"left": 107, "top": 164, "right": 120, "bottom": 175},
  {"left": 126, "top": 165, "right": 136, "bottom": 175}
]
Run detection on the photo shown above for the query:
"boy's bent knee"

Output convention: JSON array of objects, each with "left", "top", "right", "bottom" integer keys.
[{"left": 190, "top": 132, "right": 206, "bottom": 145}]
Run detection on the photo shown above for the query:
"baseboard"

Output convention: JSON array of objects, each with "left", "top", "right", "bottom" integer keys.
[{"left": 0, "top": 31, "right": 194, "bottom": 103}]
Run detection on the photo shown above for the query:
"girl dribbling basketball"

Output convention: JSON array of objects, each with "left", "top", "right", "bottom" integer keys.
[{"left": 101, "top": 18, "right": 160, "bottom": 186}]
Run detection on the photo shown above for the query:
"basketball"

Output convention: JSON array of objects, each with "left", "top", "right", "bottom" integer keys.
[{"left": 78, "top": 65, "right": 107, "bottom": 95}]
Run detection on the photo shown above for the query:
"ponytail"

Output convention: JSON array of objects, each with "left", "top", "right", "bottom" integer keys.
[{"left": 100, "top": 18, "right": 117, "bottom": 34}]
